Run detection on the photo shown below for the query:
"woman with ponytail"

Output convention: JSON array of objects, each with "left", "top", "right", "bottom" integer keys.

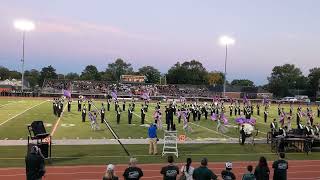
[{"left": 180, "top": 158, "right": 194, "bottom": 180}]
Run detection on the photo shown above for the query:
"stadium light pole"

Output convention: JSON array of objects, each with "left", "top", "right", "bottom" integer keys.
[
  {"left": 14, "top": 19, "right": 35, "bottom": 92},
  {"left": 219, "top": 36, "right": 235, "bottom": 98}
]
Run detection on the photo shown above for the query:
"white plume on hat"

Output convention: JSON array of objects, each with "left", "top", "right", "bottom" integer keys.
[
  {"left": 107, "top": 164, "right": 114, "bottom": 171},
  {"left": 225, "top": 162, "right": 232, "bottom": 169}
]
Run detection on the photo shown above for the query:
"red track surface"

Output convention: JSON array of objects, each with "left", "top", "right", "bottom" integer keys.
[{"left": 1, "top": 160, "right": 320, "bottom": 180}]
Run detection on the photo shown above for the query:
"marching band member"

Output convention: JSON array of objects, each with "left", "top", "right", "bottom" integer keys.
[
  {"left": 101, "top": 103, "right": 105, "bottom": 123},
  {"left": 88, "top": 99, "right": 92, "bottom": 111},
  {"left": 308, "top": 111, "right": 314, "bottom": 126},
  {"left": 177, "top": 107, "right": 181, "bottom": 124},
  {"left": 116, "top": 106, "right": 121, "bottom": 124},
  {"left": 264, "top": 109, "right": 268, "bottom": 123},
  {"left": 122, "top": 100, "right": 126, "bottom": 111},
  {"left": 277, "top": 103, "right": 281, "bottom": 116},
  {"left": 278, "top": 126, "right": 287, "bottom": 137},
  {"left": 240, "top": 124, "right": 246, "bottom": 145},
  {"left": 141, "top": 104, "right": 146, "bottom": 124},
  {"left": 304, "top": 122, "right": 312, "bottom": 136},
  {"left": 82, "top": 105, "right": 87, "bottom": 122},
  {"left": 313, "top": 123, "right": 320, "bottom": 137},
  {"left": 107, "top": 99, "right": 110, "bottom": 111},
  {"left": 317, "top": 104, "right": 320, "bottom": 118},
  {"left": 270, "top": 119, "right": 278, "bottom": 137},
  {"left": 287, "top": 116, "right": 292, "bottom": 131},
  {"left": 296, "top": 110, "right": 302, "bottom": 127},
  {"left": 289, "top": 103, "right": 293, "bottom": 116},
  {"left": 256, "top": 103, "right": 260, "bottom": 116},
  {"left": 297, "top": 123, "right": 304, "bottom": 135},
  {"left": 229, "top": 104, "right": 233, "bottom": 117},
  {"left": 128, "top": 105, "right": 133, "bottom": 124},
  {"left": 78, "top": 98, "right": 82, "bottom": 112},
  {"left": 67, "top": 99, "right": 72, "bottom": 112}
]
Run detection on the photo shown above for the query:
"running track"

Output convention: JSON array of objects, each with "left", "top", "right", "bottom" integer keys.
[{"left": 1, "top": 160, "right": 320, "bottom": 180}]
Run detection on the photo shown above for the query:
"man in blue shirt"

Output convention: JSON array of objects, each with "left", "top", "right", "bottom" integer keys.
[{"left": 148, "top": 123, "right": 158, "bottom": 155}]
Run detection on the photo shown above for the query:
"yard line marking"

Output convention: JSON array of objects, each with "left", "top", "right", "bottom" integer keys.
[
  {"left": 0, "top": 101, "right": 17, "bottom": 108},
  {"left": 0, "top": 100, "right": 48, "bottom": 127},
  {"left": 50, "top": 104, "right": 68, "bottom": 136},
  {"left": 189, "top": 122, "right": 232, "bottom": 138}
]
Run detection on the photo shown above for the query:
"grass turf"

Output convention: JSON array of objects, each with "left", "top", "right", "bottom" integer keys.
[
  {"left": 0, "top": 98, "right": 320, "bottom": 140},
  {"left": 1, "top": 144, "right": 320, "bottom": 167}
]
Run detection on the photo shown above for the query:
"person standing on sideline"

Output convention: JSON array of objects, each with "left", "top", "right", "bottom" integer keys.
[
  {"left": 123, "top": 157, "right": 144, "bottom": 180},
  {"left": 317, "top": 104, "right": 320, "bottom": 118},
  {"left": 193, "top": 158, "right": 218, "bottom": 180},
  {"left": 148, "top": 123, "right": 158, "bottom": 155},
  {"left": 221, "top": 162, "right": 236, "bottom": 180},
  {"left": 82, "top": 105, "right": 87, "bottom": 122},
  {"left": 103, "top": 164, "right": 119, "bottom": 180},
  {"left": 254, "top": 156, "right": 270, "bottom": 180},
  {"left": 180, "top": 158, "right": 194, "bottom": 180},
  {"left": 25, "top": 146, "right": 46, "bottom": 180},
  {"left": 272, "top": 152, "right": 288, "bottom": 180},
  {"left": 160, "top": 155, "right": 179, "bottom": 180},
  {"left": 242, "top": 165, "right": 255, "bottom": 180}
]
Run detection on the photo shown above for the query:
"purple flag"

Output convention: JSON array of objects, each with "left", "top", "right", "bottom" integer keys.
[
  {"left": 63, "top": 89, "right": 71, "bottom": 98},
  {"left": 141, "top": 91, "right": 150, "bottom": 100},
  {"left": 111, "top": 91, "right": 117, "bottom": 100}
]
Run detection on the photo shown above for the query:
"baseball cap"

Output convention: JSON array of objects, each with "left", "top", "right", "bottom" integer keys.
[
  {"left": 107, "top": 164, "right": 114, "bottom": 171},
  {"left": 225, "top": 162, "right": 232, "bottom": 169}
]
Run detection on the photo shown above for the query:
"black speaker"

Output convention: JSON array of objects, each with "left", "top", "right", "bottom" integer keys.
[{"left": 31, "top": 121, "right": 47, "bottom": 136}]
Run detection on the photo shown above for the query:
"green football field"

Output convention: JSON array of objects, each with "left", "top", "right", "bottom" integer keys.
[{"left": 0, "top": 97, "right": 319, "bottom": 140}]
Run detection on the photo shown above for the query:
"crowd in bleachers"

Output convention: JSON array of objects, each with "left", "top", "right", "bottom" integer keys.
[
  {"left": 101, "top": 153, "right": 288, "bottom": 180},
  {"left": 42, "top": 79, "right": 72, "bottom": 93},
  {"left": 41, "top": 79, "right": 215, "bottom": 97}
]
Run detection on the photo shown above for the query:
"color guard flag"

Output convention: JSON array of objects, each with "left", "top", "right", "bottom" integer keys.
[{"left": 63, "top": 89, "right": 71, "bottom": 98}]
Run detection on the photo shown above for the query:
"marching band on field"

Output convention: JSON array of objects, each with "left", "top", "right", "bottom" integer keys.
[{"left": 52, "top": 95, "right": 320, "bottom": 141}]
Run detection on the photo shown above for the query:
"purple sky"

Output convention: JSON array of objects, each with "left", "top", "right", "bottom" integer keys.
[{"left": 1, "top": 0, "right": 319, "bottom": 85}]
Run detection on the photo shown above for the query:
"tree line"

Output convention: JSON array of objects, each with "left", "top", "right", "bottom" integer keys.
[{"left": 0, "top": 59, "right": 319, "bottom": 98}]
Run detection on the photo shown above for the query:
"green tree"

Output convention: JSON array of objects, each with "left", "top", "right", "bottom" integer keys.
[
  {"left": 8, "top": 70, "right": 22, "bottom": 79},
  {"left": 166, "top": 60, "right": 208, "bottom": 85},
  {"left": 0, "top": 66, "right": 10, "bottom": 80},
  {"left": 105, "top": 58, "right": 133, "bottom": 81},
  {"left": 207, "top": 71, "right": 224, "bottom": 86},
  {"left": 24, "top": 69, "right": 40, "bottom": 88},
  {"left": 231, "top": 79, "right": 254, "bottom": 87},
  {"left": 307, "top": 67, "right": 320, "bottom": 98},
  {"left": 267, "top": 64, "right": 306, "bottom": 97},
  {"left": 39, "top": 65, "right": 58, "bottom": 86},
  {"left": 65, "top": 72, "right": 80, "bottom": 80},
  {"left": 138, "top": 66, "right": 161, "bottom": 83},
  {"left": 80, "top": 65, "right": 101, "bottom": 80}
]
